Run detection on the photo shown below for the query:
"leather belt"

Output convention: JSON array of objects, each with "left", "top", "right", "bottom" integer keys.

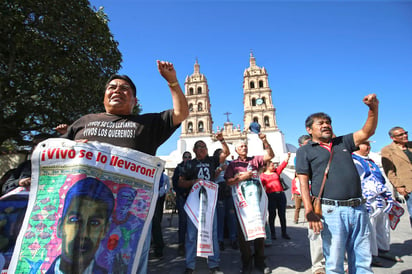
[{"left": 321, "top": 198, "right": 365, "bottom": 207}]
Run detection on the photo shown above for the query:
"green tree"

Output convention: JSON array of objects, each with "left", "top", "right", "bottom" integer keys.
[{"left": 0, "top": 0, "right": 122, "bottom": 149}]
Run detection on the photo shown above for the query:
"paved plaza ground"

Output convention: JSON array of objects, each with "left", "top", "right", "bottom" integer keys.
[{"left": 148, "top": 207, "right": 412, "bottom": 274}]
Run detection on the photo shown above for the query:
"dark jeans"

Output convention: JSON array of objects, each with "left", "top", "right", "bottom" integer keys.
[
  {"left": 267, "top": 191, "right": 287, "bottom": 236},
  {"left": 237, "top": 221, "right": 265, "bottom": 268},
  {"left": 152, "top": 195, "right": 166, "bottom": 254},
  {"left": 176, "top": 194, "right": 188, "bottom": 245},
  {"left": 217, "top": 196, "right": 238, "bottom": 242}
]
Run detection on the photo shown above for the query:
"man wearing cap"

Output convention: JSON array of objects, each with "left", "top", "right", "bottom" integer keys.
[
  {"left": 296, "top": 94, "right": 379, "bottom": 273},
  {"left": 224, "top": 133, "right": 274, "bottom": 274},
  {"left": 381, "top": 127, "right": 412, "bottom": 227},
  {"left": 46, "top": 177, "right": 115, "bottom": 274}
]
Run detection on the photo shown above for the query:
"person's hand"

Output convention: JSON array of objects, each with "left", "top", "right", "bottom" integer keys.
[
  {"left": 397, "top": 186, "right": 409, "bottom": 196},
  {"left": 215, "top": 132, "right": 224, "bottom": 142},
  {"left": 306, "top": 211, "right": 323, "bottom": 233},
  {"left": 258, "top": 132, "right": 267, "bottom": 142},
  {"left": 217, "top": 164, "right": 228, "bottom": 173},
  {"left": 18, "top": 177, "right": 31, "bottom": 187},
  {"left": 55, "top": 124, "right": 68, "bottom": 135},
  {"left": 287, "top": 152, "right": 291, "bottom": 159},
  {"left": 239, "top": 171, "right": 253, "bottom": 181},
  {"left": 362, "top": 94, "right": 379, "bottom": 110},
  {"left": 157, "top": 60, "right": 178, "bottom": 84}
]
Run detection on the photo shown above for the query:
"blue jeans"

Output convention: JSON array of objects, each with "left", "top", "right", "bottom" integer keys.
[
  {"left": 177, "top": 194, "right": 188, "bottom": 245},
  {"left": 321, "top": 204, "right": 372, "bottom": 274},
  {"left": 186, "top": 211, "right": 220, "bottom": 270},
  {"left": 217, "top": 196, "right": 237, "bottom": 242},
  {"left": 405, "top": 194, "right": 412, "bottom": 227}
]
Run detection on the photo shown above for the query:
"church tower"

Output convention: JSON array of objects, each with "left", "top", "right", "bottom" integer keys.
[
  {"left": 243, "top": 52, "right": 278, "bottom": 131},
  {"left": 243, "top": 52, "right": 287, "bottom": 160},
  {"left": 181, "top": 60, "right": 213, "bottom": 138}
]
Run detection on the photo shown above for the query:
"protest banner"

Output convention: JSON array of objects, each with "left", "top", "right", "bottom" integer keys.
[
  {"left": 7, "top": 138, "right": 164, "bottom": 274},
  {"left": 232, "top": 177, "right": 267, "bottom": 241},
  {"left": 0, "top": 187, "right": 29, "bottom": 273},
  {"left": 184, "top": 180, "right": 218, "bottom": 258}
]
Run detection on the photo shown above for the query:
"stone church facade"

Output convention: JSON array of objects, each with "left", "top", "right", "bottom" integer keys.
[{"left": 161, "top": 53, "right": 288, "bottom": 171}]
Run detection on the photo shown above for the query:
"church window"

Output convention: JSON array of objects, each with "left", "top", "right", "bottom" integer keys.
[
  {"left": 259, "top": 80, "right": 264, "bottom": 88},
  {"left": 264, "top": 116, "right": 270, "bottom": 127},
  {"left": 253, "top": 117, "right": 259, "bottom": 123},
  {"left": 189, "top": 88, "right": 194, "bottom": 95},
  {"left": 198, "top": 121, "right": 204, "bottom": 132},
  {"left": 198, "top": 103, "right": 203, "bottom": 111},
  {"left": 189, "top": 103, "right": 193, "bottom": 112},
  {"left": 188, "top": 122, "right": 193, "bottom": 133},
  {"left": 252, "top": 98, "right": 256, "bottom": 106},
  {"left": 197, "top": 87, "right": 202, "bottom": 94},
  {"left": 250, "top": 81, "right": 255, "bottom": 89},
  {"left": 262, "top": 97, "right": 266, "bottom": 104}
]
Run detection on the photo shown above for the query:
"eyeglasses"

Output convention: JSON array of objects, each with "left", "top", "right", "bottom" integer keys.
[
  {"left": 394, "top": 131, "right": 408, "bottom": 137},
  {"left": 183, "top": 155, "right": 192, "bottom": 159}
]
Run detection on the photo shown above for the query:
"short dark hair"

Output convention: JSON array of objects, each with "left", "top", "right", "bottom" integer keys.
[
  {"left": 305, "top": 112, "right": 332, "bottom": 129},
  {"left": 32, "top": 133, "right": 53, "bottom": 145},
  {"left": 106, "top": 74, "right": 137, "bottom": 97},
  {"left": 61, "top": 177, "right": 114, "bottom": 221},
  {"left": 388, "top": 126, "right": 404, "bottom": 137},
  {"left": 213, "top": 148, "right": 222, "bottom": 158},
  {"left": 182, "top": 151, "right": 192, "bottom": 159},
  {"left": 298, "top": 135, "right": 311, "bottom": 145},
  {"left": 193, "top": 140, "right": 206, "bottom": 149}
]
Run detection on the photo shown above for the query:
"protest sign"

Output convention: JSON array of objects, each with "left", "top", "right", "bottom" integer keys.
[
  {"left": 232, "top": 177, "right": 267, "bottom": 241},
  {"left": 8, "top": 138, "right": 163, "bottom": 274},
  {"left": 0, "top": 187, "right": 29, "bottom": 272},
  {"left": 184, "top": 180, "right": 218, "bottom": 258}
]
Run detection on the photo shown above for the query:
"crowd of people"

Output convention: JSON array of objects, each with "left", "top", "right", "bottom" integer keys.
[
  {"left": 162, "top": 93, "right": 410, "bottom": 274},
  {"left": 0, "top": 66, "right": 411, "bottom": 274}
]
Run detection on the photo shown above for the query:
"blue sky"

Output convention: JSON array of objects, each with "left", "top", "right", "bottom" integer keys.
[{"left": 89, "top": 0, "right": 412, "bottom": 156}]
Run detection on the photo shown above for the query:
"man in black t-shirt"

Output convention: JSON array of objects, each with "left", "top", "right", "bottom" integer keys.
[
  {"left": 178, "top": 133, "right": 229, "bottom": 274},
  {"left": 62, "top": 60, "right": 188, "bottom": 156},
  {"left": 296, "top": 94, "right": 379, "bottom": 274},
  {"left": 61, "top": 60, "right": 188, "bottom": 273}
]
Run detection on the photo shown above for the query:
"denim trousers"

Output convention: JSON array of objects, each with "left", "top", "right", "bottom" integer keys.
[
  {"left": 321, "top": 204, "right": 372, "bottom": 274},
  {"left": 217, "top": 196, "right": 238, "bottom": 242},
  {"left": 186, "top": 211, "right": 220, "bottom": 269},
  {"left": 177, "top": 194, "right": 188, "bottom": 245}
]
